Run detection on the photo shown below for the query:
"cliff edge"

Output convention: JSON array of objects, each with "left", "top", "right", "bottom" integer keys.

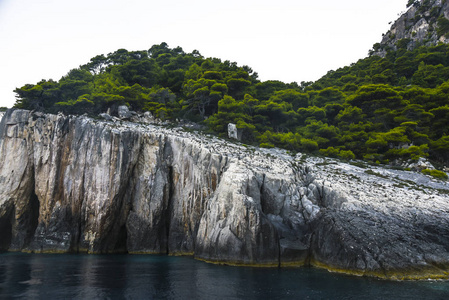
[{"left": 1, "top": 109, "right": 449, "bottom": 279}]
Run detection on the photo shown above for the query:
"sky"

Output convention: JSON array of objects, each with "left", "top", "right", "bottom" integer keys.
[{"left": 0, "top": 0, "right": 409, "bottom": 108}]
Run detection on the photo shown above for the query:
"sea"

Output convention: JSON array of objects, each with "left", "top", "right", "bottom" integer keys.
[{"left": 0, "top": 253, "right": 448, "bottom": 299}]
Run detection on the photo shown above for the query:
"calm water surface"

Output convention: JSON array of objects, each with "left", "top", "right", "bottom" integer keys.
[{"left": 0, "top": 253, "right": 448, "bottom": 299}]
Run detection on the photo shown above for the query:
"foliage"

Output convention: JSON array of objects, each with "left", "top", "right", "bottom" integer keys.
[
  {"left": 421, "top": 169, "right": 449, "bottom": 180},
  {"left": 319, "top": 147, "right": 355, "bottom": 160},
  {"left": 12, "top": 42, "right": 449, "bottom": 165},
  {"left": 407, "top": 0, "right": 419, "bottom": 8},
  {"left": 437, "top": 16, "right": 449, "bottom": 38}
]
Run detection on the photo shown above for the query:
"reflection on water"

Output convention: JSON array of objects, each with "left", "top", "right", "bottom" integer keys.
[{"left": 0, "top": 253, "right": 448, "bottom": 299}]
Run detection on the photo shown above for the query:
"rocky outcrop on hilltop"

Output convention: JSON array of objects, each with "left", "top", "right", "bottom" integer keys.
[
  {"left": 1, "top": 109, "right": 449, "bottom": 279},
  {"left": 372, "top": 0, "right": 449, "bottom": 56}
]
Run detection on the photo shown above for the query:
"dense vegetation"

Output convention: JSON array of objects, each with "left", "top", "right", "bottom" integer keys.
[{"left": 13, "top": 42, "right": 449, "bottom": 166}]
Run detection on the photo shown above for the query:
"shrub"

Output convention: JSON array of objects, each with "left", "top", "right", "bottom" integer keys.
[
  {"left": 437, "top": 16, "right": 449, "bottom": 38},
  {"left": 338, "top": 150, "right": 356, "bottom": 160},
  {"left": 407, "top": 0, "right": 418, "bottom": 8},
  {"left": 422, "top": 169, "right": 448, "bottom": 180},
  {"left": 260, "top": 142, "right": 274, "bottom": 148},
  {"left": 319, "top": 147, "right": 340, "bottom": 158},
  {"left": 301, "top": 139, "right": 319, "bottom": 152}
]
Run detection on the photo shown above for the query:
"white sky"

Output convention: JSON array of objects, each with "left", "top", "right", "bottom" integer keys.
[{"left": 0, "top": 0, "right": 408, "bottom": 108}]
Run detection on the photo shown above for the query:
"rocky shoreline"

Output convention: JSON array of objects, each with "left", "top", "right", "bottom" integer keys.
[{"left": 1, "top": 109, "right": 448, "bottom": 280}]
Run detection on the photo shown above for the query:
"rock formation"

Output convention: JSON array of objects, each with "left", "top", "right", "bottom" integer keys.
[
  {"left": 372, "top": 0, "right": 449, "bottom": 57},
  {"left": 227, "top": 123, "right": 242, "bottom": 141},
  {"left": 1, "top": 109, "right": 449, "bottom": 279}
]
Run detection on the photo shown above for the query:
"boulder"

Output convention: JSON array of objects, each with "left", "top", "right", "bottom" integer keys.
[
  {"left": 118, "top": 105, "right": 132, "bottom": 119},
  {"left": 99, "top": 113, "right": 113, "bottom": 121},
  {"left": 228, "top": 123, "right": 242, "bottom": 140}
]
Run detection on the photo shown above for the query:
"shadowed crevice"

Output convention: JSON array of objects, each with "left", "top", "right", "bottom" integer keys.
[
  {"left": 164, "top": 165, "right": 175, "bottom": 254},
  {"left": 0, "top": 208, "right": 13, "bottom": 251},
  {"left": 114, "top": 224, "right": 128, "bottom": 253},
  {"left": 24, "top": 190, "right": 40, "bottom": 248}
]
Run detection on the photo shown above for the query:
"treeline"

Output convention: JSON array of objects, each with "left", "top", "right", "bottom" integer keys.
[{"left": 13, "top": 42, "right": 449, "bottom": 165}]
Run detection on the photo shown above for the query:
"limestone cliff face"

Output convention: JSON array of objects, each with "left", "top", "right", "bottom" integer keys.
[
  {"left": 372, "top": 0, "right": 449, "bottom": 57},
  {"left": 1, "top": 109, "right": 449, "bottom": 279},
  {"left": 0, "top": 109, "right": 320, "bottom": 263}
]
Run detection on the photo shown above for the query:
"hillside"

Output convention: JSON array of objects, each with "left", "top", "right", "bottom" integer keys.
[{"left": 12, "top": 1, "right": 449, "bottom": 172}]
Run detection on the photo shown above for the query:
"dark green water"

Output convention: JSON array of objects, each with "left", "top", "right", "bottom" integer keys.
[{"left": 0, "top": 253, "right": 448, "bottom": 299}]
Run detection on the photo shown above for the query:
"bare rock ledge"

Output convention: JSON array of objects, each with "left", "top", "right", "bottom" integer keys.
[{"left": 1, "top": 109, "right": 449, "bottom": 280}]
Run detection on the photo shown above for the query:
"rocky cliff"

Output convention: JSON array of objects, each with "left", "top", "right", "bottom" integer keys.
[
  {"left": 372, "top": 0, "right": 449, "bottom": 56},
  {"left": 1, "top": 109, "right": 449, "bottom": 279}
]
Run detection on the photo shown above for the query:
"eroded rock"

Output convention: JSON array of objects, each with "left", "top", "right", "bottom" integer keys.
[
  {"left": 118, "top": 105, "right": 132, "bottom": 119},
  {"left": 228, "top": 123, "right": 242, "bottom": 141},
  {"left": 1, "top": 109, "right": 449, "bottom": 279}
]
